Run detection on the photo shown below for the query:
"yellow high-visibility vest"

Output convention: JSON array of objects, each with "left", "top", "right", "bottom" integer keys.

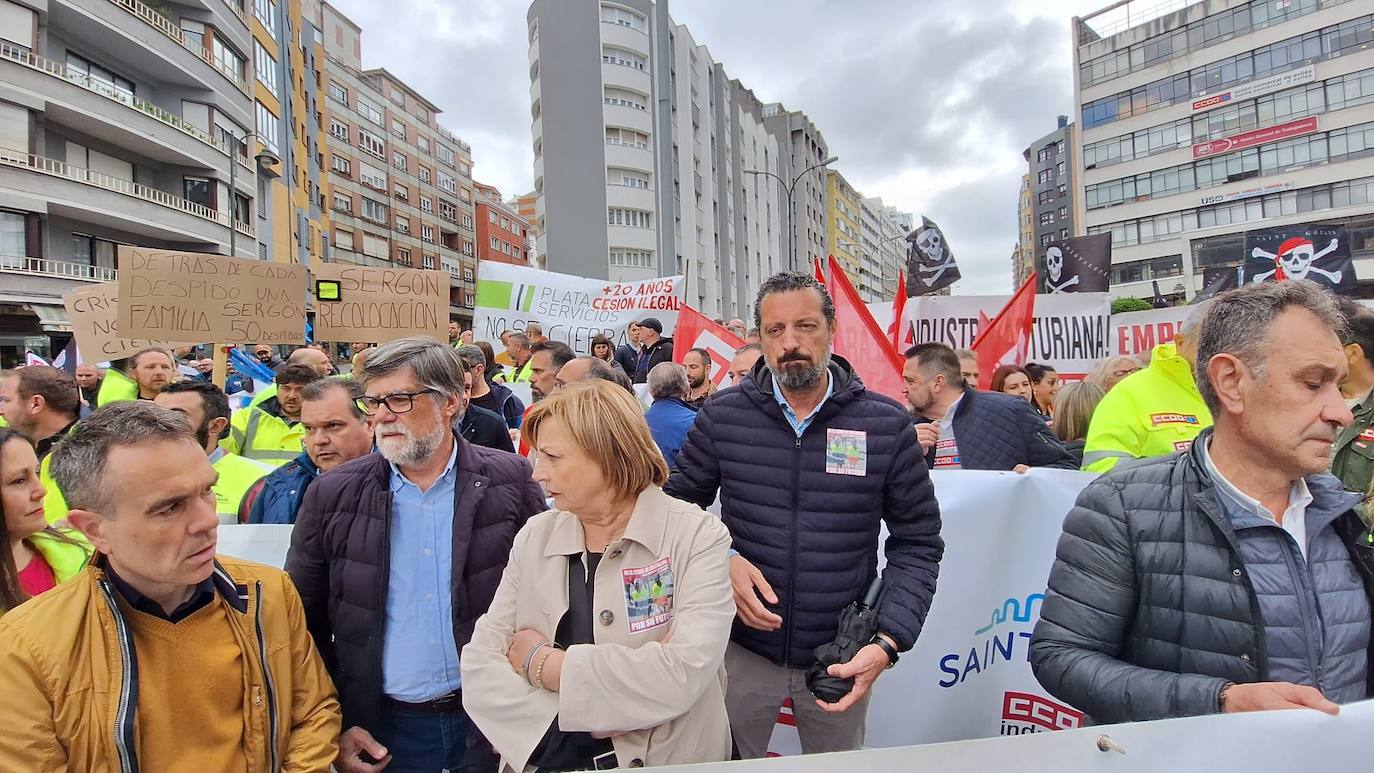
[{"left": 1082, "top": 342, "right": 1212, "bottom": 473}]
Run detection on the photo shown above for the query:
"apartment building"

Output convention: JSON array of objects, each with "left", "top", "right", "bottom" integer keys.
[
  {"left": 858, "top": 196, "right": 909, "bottom": 301},
  {"left": 1025, "top": 116, "right": 1076, "bottom": 250},
  {"left": 0, "top": 0, "right": 256, "bottom": 364},
  {"left": 1074, "top": 0, "right": 1374, "bottom": 301},
  {"left": 514, "top": 189, "right": 542, "bottom": 268},
  {"left": 1014, "top": 172, "right": 1036, "bottom": 287},
  {"left": 475, "top": 181, "right": 530, "bottom": 266},
  {"left": 826, "top": 168, "right": 863, "bottom": 287},
  {"left": 252, "top": 0, "right": 330, "bottom": 268},
  {"left": 526, "top": 0, "right": 802, "bottom": 321},
  {"left": 317, "top": 1, "right": 478, "bottom": 325}
]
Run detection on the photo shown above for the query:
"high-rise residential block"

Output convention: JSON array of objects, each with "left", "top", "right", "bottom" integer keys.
[{"left": 476, "top": 182, "right": 530, "bottom": 266}]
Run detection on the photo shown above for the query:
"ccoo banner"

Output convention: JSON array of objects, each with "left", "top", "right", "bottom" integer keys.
[
  {"left": 1039, "top": 234, "right": 1111, "bottom": 294},
  {"left": 1243, "top": 223, "right": 1357, "bottom": 292},
  {"left": 474, "top": 262, "right": 683, "bottom": 353},
  {"left": 902, "top": 293, "right": 1111, "bottom": 378}
]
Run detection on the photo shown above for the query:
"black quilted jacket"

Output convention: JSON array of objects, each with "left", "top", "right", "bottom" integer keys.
[
  {"left": 914, "top": 388, "right": 1077, "bottom": 471},
  {"left": 285, "top": 433, "right": 546, "bottom": 731},
  {"left": 664, "top": 355, "right": 944, "bottom": 666}
]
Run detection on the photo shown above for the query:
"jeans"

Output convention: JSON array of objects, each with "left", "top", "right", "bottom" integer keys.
[{"left": 379, "top": 704, "right": 470, "bottom": 773}]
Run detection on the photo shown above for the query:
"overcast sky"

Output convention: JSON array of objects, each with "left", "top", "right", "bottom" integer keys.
[{"left": 328, "top": 0, "right": 1108, "bottom": 294}]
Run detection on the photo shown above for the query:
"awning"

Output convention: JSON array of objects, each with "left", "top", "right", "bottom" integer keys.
[{"left": 26, "top": 304, "right": 71, "bottom": 333}]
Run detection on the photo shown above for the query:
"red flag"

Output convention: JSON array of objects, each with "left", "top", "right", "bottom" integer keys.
[
  {"left": 673, "top": 304, "right": 745, "bottom": 387},
  {"left": 828, "top": 257, "right": 906, "bottom": 402},
  {"left": 970, "top": 273, "right": 1037, "bottom": 391},
  {"left": 814, "top": 257, "right": 827, "bottom": 286},
  {"left": 887, "top": 270, "right": 908, "bottom": 353}
]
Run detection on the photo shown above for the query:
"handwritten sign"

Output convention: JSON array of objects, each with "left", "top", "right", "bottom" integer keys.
[
  {"left": 312, "top": 264, "right": 448, "bottom": 344},
  {"left": 62, "top": 284, "right": 194, "bottom": 362},
  {"left": 117, "top": 247, "right": 308, "bottom": 344}
]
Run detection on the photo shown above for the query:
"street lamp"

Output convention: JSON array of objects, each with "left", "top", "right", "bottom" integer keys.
[
  {"left": 745, "top": 154, "right": 837, "bottom": 270},
  {"left": 226, "top": 131, "right": 281, "bottom": 258}
]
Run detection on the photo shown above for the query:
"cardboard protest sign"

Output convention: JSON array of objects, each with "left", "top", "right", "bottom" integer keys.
[
  {"left": 62, "top": 284, "right": 195, "bottom": 362},
  {"left": 117, "top": 247, "right": 308, "bottom": 344},
  {"left": 312, "top": 264, "right": 448, "bottom": 344}
]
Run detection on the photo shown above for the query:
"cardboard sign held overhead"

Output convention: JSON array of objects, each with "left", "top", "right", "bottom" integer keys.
[
  {"left": 62, "top": 283, "right": 195, "bottom": 362},
  {"left": 117, "top": 247, "right": 308, "bottom": 344},
  {"left": 312, "top": 263, "right": 449, "bottom": 344}
]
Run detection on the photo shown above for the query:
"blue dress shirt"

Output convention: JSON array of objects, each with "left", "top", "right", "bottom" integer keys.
[
  {"left": 382, "top": 442, "right": 463, "bottom": 701},
  {"left": 770, "top": 370, "right": 834, "bottom": 437}
]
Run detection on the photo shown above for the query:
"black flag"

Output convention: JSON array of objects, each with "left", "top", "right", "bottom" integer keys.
[
  {"left": 1039, "top": 234, "right": 1111, "bottom": 294},
  {"left": 1191, "top": 265, "right": 1242, "bottom": 304},
  {"left": 1243, "top": 224, "right": 1357, "bottom": 293},
  {"left": 1151, "top": 280, "right": 1170, "bottom": 308},
  {"left": 906, "top": 216, "right": 961, "bottom": 295}
]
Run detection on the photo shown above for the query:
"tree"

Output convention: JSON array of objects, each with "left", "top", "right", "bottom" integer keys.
[{"left": 1111, "top": 297, "right": 1153, "bottom": 314}]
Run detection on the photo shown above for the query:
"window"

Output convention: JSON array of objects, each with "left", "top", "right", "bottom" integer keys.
[
  {"left": 357, "top": 96, "right": 383, "bottom": 125},
  {"left": 1037, "top": 169, "right": 1051, "bottom": 184},
  {"left": 253, "top": 41, "right": 277, "bottom": 93},
  {"left": 1037, "top": 190, "right": 1053, "bottom": 205},
  {"left": 255, "top": 102, "right": 279, "bottom": 152},
  {"left": 608, "top": 208, "right": 652, "bottom": 228},
  {"left": 184, "top": 177, "right": 212, "bottom": 208},
  {"left": 1057, "top": 161, "right": 1066, "bottom": 176},
  {"left": 395, "top": 215, "right": 410, "bottom": 234},
  {"left": 502, "top": 241, "right": 511, "bottom": 255},
  {"left": 180, "top": 20, "right": 204, "bottom": 50},
  {"left": 212, "top": 39, "right": 246, "bottom": 82},
  {"left": 358, "top": 128, "right": 385, "bottom": 158},
  {"left": 332, "top": 155, "right": 351, "bottom": 176},
  {"left": 330, "top": 118, "right": 349, "bottom": 141},
  {"left": 393, "top": 183, "right": 408, "bottom": 200},
  {"left": 361, "top": 196, "right": 388, "bottom": 223},
  {"left": 420, "top": 197, "right": 433, "bottom": 213},
  {"left": 438, "top": 171, "right": 457, "bottom": 193},
  {"left": 604, "top": 87, "right": 648, "bottom": 110},
  {"left": 459, "top": 162, "right": 470, "bottom": 178},
  {"left": 417, "top": 136, "right": 430, "bottom": 154},
  {"left": 361, "top": 233, "right": 388, "bottom": 258},
  {"left": 605, "top": 127, "right": 649, "bottom": 148},
  {"left": 423, "top": 254, "right": 435, "bottom": 270},
  {"left": 1039, "top": 211, "right": 1055, "bottom": 225},
  {"left": 490, "top": 235, "right": 499, "bottom": 250},
  {"left": 1039, "top": 233, "right": 1052, "bottom": 247},
  {"left": 418, "top": 166, "right": 431, "bottom": 184},
  {"left": 359, "top": 161, "right": 386, "bottom": 190},
  {"left": 436, "top": 144, "right": 456, "bottom": 167},
  {"left": 422, "top": 224, "right": 435, "bottom": 243},
  {"left": 390, "top": 118, "right": 406, "bottom": 141},
  {"left": 462, "top": 240, "right": 474, "bottom": 256},
  {"left": 602, "top": 46, "right": 647, "bottom": 70},
  {"left": 609, "top": 249, "right": 653, "bottom": 267},
  {"left": 334, "top": 226, "right": 354, "bottom": 250},
  {"left": 254, "top": 0, "right": 276, "bottom": 36},
  {"left": 328, "top": 82, "right": 347, "bottom": 105},
  {"left": 460, "top": 187, "right": 471, "bottom": 203},
  {"left": 488, "top": 209, "right": 497, "bottom": 224},
  {"left": 65, "top": 53, "right": 134, "bottom": 98},
  {"left": 396, "top": 247, "right": 411, "bottom": 265},
  {"left": 0, "top": 1, "right": 36, "bottom": 50},
  {"left": 461, "top": 214, "right": 473, "bottom": 229},
  {"left": 611, "top": 168, "right": 650, "bottom": 188},
  {"left": 392, "top": 150, "right": 407, "bottom": 172},
  {"left": 601, "top": 4, "right": 647, "bottom": 31},
  {"left": 500, "top": 216, "right": 511, "bottom": 230},
  {"left": 439, "top": 199, "right": 458, "bottom": 221},
  {"left": 463, "top": 266, "right": 475, "bottom": 282},
  {"left": 332, "top": 192, "right": 351, "bottom": 212},
  {"left": 1059, "top": 206, "right": 1068, "bottom": 219}
]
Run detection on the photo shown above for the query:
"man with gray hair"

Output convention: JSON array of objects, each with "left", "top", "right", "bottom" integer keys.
[
  {"left": 286, "top": 337, "right": 545, "bottom": 772},
  {"left": 1081, "top": 299, "right": 1215, "bottom": 472},
  {"left": 1033, "top": 280, "right": 1374, "bottom": 723},
  {"left": 643, "top": 362, "right": 698, "bottom": 468},
  {"left": 0, "top": 402, "right": 342, "bottom": 770}
]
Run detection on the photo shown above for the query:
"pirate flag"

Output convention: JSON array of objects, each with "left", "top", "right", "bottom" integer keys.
[
  {"left": 906, "top": 216, "right": 961, "bottom": 295},
  {"left": 1243, "top": 224, "right": 1357, "bottom": 293},
  {"left": 1191, "top": 265, "right": 1242, "bottom": 304},
  {"left": 1039, "top": 233, "right": 1111, "bottom": 294}
]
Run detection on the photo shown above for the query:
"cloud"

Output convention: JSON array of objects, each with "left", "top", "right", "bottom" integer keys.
[{"left": 327, "top": 0, "right": 1093, "bottom": 293}]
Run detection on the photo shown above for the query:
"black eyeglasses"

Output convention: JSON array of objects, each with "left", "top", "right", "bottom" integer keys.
[{"left": 359, "top": 389, "right": 438, "bottom": 415}]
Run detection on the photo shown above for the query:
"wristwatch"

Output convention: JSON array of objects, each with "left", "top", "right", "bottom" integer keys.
[{"left": 870, "top": 634, "right": 900, "bottom": 669}]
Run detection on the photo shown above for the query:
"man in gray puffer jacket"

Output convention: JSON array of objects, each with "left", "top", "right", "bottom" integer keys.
[{"left": 1032, "top": 279, "right": 1374, "bottom": 724}]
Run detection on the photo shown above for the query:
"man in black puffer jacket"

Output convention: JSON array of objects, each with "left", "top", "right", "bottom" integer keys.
[
  {"left": 286, "top": 338, "right": 545, "bottom": 772},
  {"left": 903, "top": 342, "right": 1076, "bottom": 471},
  {"left": 1032, "top": 280, "right": 1374, "bottom": 724},
  {"left": 666, "top": 272, "right": 943, "bottom": 759}
]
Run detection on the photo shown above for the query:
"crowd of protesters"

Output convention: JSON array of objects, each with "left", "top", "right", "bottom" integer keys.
[{"left": 0, "top": 273, "right": 1370, "bottom": 772}]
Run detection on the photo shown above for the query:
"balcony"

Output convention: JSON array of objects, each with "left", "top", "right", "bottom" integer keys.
[
  {"left": 0, "top": 151, "right": 252, "bottom": 244},
  {"left": 0, "top": 255, "right": 117, "bottom": 282},
  {"left": 601, "top": 62, "right": 650, "bottom": 95},
  {"left": 604, "top": 142, "right": 654, "bottom": 174},
  {"left": 603, "top": 103, "right": 652, "bottom": 134},
  {"left": 0, "top": 43, "right": 248, "bottom": 173}
]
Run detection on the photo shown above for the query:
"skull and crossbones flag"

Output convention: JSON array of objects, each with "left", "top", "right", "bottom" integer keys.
[
  {"left": 1243, "top": 224, "right": 1356, "bottom": 293},
  {"left": 906, "top": 216, "right": 961, "bottom": 296},
  {"left": 1039, "top": 233, "right": 1111, "bottom": 294}
]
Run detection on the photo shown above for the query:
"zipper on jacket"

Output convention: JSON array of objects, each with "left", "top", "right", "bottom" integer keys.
[
  {"left": 783, "top": 429, "right": 803, "bottom": 666},
  {"left": 255, "top": 580, "right": 282, "bottom": 773},
  {"left": 97, "top": 580, "right": 141, "bottom": 773}
]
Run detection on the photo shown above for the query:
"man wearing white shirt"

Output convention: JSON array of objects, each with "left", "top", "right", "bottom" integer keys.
[{"left": 1033, "top": 280, "right": 1374, "bottom": 724}]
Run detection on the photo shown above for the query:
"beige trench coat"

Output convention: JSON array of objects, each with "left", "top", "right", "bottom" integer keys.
[{"left": 462, "top": 485, "right": 734, "bottom": 771}]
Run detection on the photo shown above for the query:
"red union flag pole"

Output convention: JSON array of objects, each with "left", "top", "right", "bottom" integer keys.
[
  {"left": 828, "top": 256, "right": 906, "bottom": 402},
  {"left": 969, "top": 273, "right": 1037, "bottom": 391},
  {"left": 673, "top": 304, "right": 744, "bottom": 386}
]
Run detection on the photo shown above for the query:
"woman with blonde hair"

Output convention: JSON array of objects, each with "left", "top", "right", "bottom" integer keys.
[
  {"left": 1085, "top": 354, "right": 1143, "bottom": 391},
  {"left": 1050, "top": 381, "right": 1107, "bottom": 468},
  {"left": 462, "top": 380, "right": 734, "bottom": 772}
]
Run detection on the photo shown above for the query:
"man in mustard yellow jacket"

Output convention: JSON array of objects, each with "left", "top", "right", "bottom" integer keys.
[{"left": 0, "top": 402, "right": 340, "bottom": 772}]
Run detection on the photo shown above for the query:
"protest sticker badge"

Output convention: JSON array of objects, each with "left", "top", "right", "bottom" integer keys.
[
  {"left": 622, "top": 557, "right": 675, "bottom": 634},
  {"left": 826, "top": 429, "right": 868, "bottom": 477}
]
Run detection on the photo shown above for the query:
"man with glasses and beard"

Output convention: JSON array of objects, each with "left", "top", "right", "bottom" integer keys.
[
  {"left": 665, "top": 272, "right": 944, "bottom": 758},
  {"left": 154, "top": 381, "right": 274, "bottom": 524},
  {"left": 286, "top": 337, "right": 545, "bottom": 773}
]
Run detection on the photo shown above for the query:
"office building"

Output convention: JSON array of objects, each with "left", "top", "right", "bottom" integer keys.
[
  {"left": 0, "top": 0, "right": 256, "bottom": 364},
  {"left": 316, "top": 1, "right": 478, "bottom": 325},
  {"left": 476, "top": 182, "right": 530, "bottom": 266},
  {"left": 1074, "top": 0, "right": 1374, "bottom": 302},
  {"left": 527, "top": 0, "right": 810, "bottom": 321}
]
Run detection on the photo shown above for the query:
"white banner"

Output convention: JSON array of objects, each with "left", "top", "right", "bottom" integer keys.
[
  {"left": 901, "top": 294, "right": 1112, "bottom": 377},
  {"left": 1110, "top": 307, "right": 1189, "bottom": 357},
  {"left": 473, "top": 262, "right": 684, "bottom": 354}
]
